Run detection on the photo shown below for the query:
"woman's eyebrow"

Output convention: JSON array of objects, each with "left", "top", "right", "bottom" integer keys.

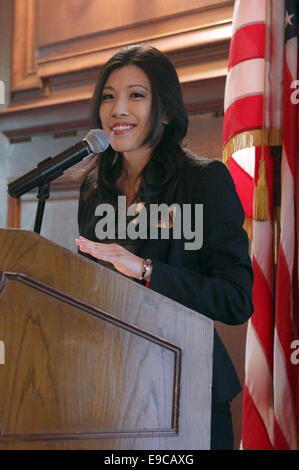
[
  {"left": 127, "top": 84, "right": 150, "bottom": 92},
  {"left": 102, "top": 84, "right": 150, "bottom": 92}
]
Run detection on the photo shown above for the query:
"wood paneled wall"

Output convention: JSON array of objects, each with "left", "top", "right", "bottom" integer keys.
[{"left": 0, "top": 0, "right": 234, "bottom": 138}]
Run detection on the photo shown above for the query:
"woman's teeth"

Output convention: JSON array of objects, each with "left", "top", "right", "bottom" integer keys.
[{"left": 112, "top": 125, "right": 134, "bottom": 132}]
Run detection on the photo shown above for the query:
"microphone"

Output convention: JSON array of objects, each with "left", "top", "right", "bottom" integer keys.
[{"left": 7, "top": 129, "right": 110, "bottom": 198}]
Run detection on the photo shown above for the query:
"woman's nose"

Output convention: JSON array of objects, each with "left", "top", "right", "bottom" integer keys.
[{"left": 111, "top": 97, "right": 128, "bottom": 117}]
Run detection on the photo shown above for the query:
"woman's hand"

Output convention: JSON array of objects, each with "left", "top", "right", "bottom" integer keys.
[{"left": 75, "top": 236, "right": 145, "bottom": 280}]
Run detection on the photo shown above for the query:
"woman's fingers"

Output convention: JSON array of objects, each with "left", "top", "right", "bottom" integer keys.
[
  {"left": 75, "top": 237, "right": 144, "bottom": 279},
  {"left": 76, "top": 238, "right": 109, "bottom": 260},
  {"left": 76, "top": 238, "right": 120, "bottom": 260}
]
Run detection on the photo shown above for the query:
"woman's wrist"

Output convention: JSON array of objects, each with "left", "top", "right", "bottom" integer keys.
[{"left": 139, "top": 258, "right": 153, "bottom": 282}]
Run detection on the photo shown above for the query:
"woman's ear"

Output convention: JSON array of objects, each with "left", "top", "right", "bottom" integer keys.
[{"left": 162, "top": 115, "right": 170, "bottom": 125}]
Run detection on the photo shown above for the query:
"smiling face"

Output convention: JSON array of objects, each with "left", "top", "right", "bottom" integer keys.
[{"left": 99, "top": 65, "right": 153, "bottom": 162}]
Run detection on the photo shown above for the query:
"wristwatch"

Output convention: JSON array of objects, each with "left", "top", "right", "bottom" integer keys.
[{"left": 141, "top": 258, "right": 153, "bottom": 281}]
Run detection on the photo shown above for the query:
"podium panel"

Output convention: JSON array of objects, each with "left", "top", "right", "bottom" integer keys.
[{"left": 0, "top": 229, "right": 213, "bottom": 450}]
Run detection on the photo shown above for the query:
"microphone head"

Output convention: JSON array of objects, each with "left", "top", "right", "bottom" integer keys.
[{"left": 84, "top": 129, "right": 110, "bottom": 153}]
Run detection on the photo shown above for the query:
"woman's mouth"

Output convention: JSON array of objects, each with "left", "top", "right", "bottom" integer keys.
[{"left": 111, "top": 124, "right": 136, "bottom": 135}]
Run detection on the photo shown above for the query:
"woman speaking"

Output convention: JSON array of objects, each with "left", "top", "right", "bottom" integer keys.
[{"left": 76, "top": 44, "right": 253, "bottom": 450}]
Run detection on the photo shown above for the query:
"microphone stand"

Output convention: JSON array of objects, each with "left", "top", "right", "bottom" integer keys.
[
  {"left": 32, "top": 157, "right": 62, "bottom": 234},
  {"left": 34, "top": 182, "right": 50, "bottom": 234}
]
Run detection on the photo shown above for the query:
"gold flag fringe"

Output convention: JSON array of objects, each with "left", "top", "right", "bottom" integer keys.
[
  {"left": 222, "top": 127, "right": 282, "bottom": 229},
  {"left": 222, "top": 128, "right": 283, "bottom": 167}
]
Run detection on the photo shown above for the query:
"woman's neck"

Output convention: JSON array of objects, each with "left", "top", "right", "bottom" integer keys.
[{"left": 121, "top": 148, "right": 152, "bottom": 183}]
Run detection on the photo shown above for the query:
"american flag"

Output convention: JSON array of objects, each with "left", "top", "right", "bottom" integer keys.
[
  {"left": 273, "top": 0, "right": 298, "bottom": 449},
  {"left": 223, "top": 0, "right": 298, "bottom": 450}
]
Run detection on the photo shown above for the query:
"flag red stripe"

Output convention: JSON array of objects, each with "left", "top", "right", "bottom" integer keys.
[
  {"left": 227, "top": 157, "right": 254, "bottom": 218},
  {"left": 228, "top": 23, "right": 266, "bottom": 70},
  {"left": 242, "top": 385, "right": 273, "bottom": 450},
  {"left": 223, "top": 95, "right": 264, "bottom": 147},
  {"left": 251, "top": 256, "right": 274, "bottom": 369},
  {"left": 274, "top": 416, "right": 290, "bottom": 450}
]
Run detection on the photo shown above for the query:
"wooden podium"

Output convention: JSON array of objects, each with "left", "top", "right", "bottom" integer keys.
[{"left": 0, "top": 229, "right": 213, "bottom": 450}]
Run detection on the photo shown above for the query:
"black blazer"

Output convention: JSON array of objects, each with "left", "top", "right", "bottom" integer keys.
[{"left": 78, "top": 156, "right": 254, "bottom": 403}]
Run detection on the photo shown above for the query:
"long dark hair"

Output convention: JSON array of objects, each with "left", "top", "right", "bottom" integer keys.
[{"left": 82, "top": 44, "right": 193, "bottom": 207}]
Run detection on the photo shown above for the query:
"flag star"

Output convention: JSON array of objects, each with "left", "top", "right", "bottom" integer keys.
[{"left": 285, "top": 10, "right": 295, "bottom": 28}]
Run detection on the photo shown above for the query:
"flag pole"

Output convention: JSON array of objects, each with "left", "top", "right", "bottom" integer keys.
[{"left": 272, "top": 145, "right": 282, "bottom": 292}]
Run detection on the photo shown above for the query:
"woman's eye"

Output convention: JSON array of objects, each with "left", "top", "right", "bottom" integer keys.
[
  {"left": 101, "top": 93, "right": 114, "bottom": 101},
  {"left": 130, "top": 92, "right": 145, "bottom": 99}
]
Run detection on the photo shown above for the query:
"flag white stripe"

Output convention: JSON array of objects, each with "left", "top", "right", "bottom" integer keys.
[
  {"left": 280, "top": 149, "right": 295, "bottom": 273},
  {"left": 286, "top": 37, "right": 298, "bottom": 80},
  {"left": 269, "top": 0, "right": 285, "bottom": 128},
  {"left": 245, "top": 320, "right": 274, "bottom": 445},
  {"left": 274, "top": 330, "right": 298, "bottom": 449},
  {"left": 232, "top": 147, "right": 255, "bottom": 178},
  {"left": 232, "top": 0, "right": 267, "bottom": 34},
  {"left": 224, "top": 58, "right": 265, "bottom": 111}
]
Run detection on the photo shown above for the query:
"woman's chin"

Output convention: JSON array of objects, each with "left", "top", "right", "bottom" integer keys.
[{"left": 110, "top": 145, "right": 129, "bottom": 153}]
